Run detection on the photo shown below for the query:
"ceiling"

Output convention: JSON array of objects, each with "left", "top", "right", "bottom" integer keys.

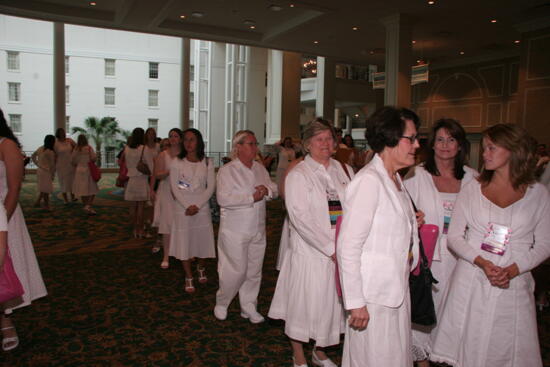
[{"left": 1, "top": 0, "right": 549, "bottom": 67}]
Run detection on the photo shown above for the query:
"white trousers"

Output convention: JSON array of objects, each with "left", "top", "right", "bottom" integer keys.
[{"left": 215, "top": 228, "right": 267, "bottom": 310}]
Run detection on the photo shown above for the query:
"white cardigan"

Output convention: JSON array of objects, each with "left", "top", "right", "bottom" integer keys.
[
  {"left": 337, "top": 154, "right": 419, "bottom": 310},
  {"left": 404, "top": 164, "right": 478, "bottom": 261}
]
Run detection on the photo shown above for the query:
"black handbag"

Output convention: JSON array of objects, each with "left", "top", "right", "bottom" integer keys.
[{"left": 408, "top": 198, "right": 439, "bottom": 326}]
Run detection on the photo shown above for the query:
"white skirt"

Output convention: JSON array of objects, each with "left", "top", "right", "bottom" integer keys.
[
  {"left": 124, "top": 175, "right": 149, "bottom": 201},
  {"left": 169, "top": 204, "right": 215, "bottom": 260}
]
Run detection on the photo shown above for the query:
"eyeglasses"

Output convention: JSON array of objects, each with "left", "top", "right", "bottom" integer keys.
[{"left": 401, "top": 134, "right": 418, "bottom": 144}]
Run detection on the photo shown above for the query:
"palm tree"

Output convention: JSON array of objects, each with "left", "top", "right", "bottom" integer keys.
[{"left": 72, "top": 116, "right": 123, "bottom": 167}]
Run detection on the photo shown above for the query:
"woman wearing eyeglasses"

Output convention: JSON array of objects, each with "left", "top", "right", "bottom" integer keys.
[
  {"left": 214, "top": 130, "right": 278, "bottom": 323},
  {"left": 403, "top": 119, "right": 477, "bottom": 366},
  {"left": 337, "top": 107, "right": 422, "bottom": 367}
]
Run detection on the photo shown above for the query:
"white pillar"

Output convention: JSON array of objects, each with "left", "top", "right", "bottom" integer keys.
[
  {"left": 180, "top": 38, "right": 191, "bottom": 131},
  {"left": 266, "top": 50, "right": 283, "bottom": 144},
  {"left": 381, "top": 14, "right": 412, "bottom": 107},
  {"left": 315, "top": 56, "right": 336, "bottom": 121},
  {"left": 53, "top": 22, "right": 65, "bottom": 132}
]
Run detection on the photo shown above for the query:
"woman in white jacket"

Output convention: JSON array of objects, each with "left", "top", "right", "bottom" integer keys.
[
  {"left": 337, "top": 107, "right": 421, "bottom": 367},
  {"left": 169, "top": 128, "right": 216, "bottom": 293},
  {"left": 430, "top": 124, "right": 550, "bottom": 367},
  {"left": 214, "top": 130, "right": 277, "bottom": 323},
  {"left": 269, "top": 118, "right": 353, "bottom": 367},
  {"left": 404, "top": 119, "right": 477, "bottom": 365}
]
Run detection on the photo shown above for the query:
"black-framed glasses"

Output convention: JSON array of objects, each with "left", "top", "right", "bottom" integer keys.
[{"left": 401, "top": 135, "right": 418, "bottom": 144}]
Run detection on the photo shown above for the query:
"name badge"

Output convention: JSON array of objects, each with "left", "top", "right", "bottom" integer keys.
[
  {"left": 177, "top": 178, "right": 191, "bottom": 190},
  {"left": 481, "top": 222, "right": 511, "bottom": 256}
]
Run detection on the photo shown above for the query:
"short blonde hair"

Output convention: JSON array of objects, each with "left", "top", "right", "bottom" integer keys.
[
  {"left": 230, "top": 130, "right": 255, "bottom": 159},
  {"left": 302, "top": 118, "right": 337, "bottom": 153}
]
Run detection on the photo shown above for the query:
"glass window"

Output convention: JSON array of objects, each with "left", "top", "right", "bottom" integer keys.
[
  {"left": 65, "top": 116, "right": 70, "bottom": 133},
  {"left": 190, "top": 65, "right": 195, "bottom": 81},
  {"left": 148, "top": 118, "right": 158, "bottom": 131},
  {"left": 65, "top": 85, "right": 70, "bottom": 104},
  {"left": 65, "top": 56, "right": 69, "bottom": 74},
  {"left": 105, "top": 59, "right": 115, "bottom": 76},
  {"left": 148, "top": 89, "right": 159, "bottom": 107},
  {"left": 105, "top": 87, "right": 115, "bottom": 105},
  {"left": 8, "top": 82, "right": 21, "bottom": 102},
  {"left": 7, "top": 51, "right": 20, "bottom": 71},
  {"left": 149, "top": 62, "right": 159, "bottom": 79},
  {"left": 104, "top": 147, "right": 116, "bottom": 167},
  {"left": 8, "top": 114, "right": 21, "bottom": 134},
  {"left": 190, "top": 91, "right": 194, "bottom": 109}
]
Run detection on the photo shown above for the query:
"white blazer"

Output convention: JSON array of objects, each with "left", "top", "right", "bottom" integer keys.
[
  {"left": 216, "top": 158, "right": 278, "bottom": 234},
  {"left": 337, "top": 154, "right": 419, "bottom": 310},
  {"left": 404, "top": 164, "right": 478, "bottom": 260}
]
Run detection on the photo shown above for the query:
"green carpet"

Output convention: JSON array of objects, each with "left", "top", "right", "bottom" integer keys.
[{"left": 1, "top": 173, "right": 549, "bottom": 366}]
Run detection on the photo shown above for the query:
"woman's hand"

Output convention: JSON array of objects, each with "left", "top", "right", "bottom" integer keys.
[
  {"left": 348, "top": 306, "right": 370, "bottom": 330},
  {"left": 415, "top": 210, "right": 425, "bottom": 227},
  {"left": 185, "top": 205, "right": 199, "bottom": 216},
  {"left": 503, "top": 263, "right": 520, "bottom": 280},
  {"left": 475, "top": 256, "right": 509, "bottom": 288}
]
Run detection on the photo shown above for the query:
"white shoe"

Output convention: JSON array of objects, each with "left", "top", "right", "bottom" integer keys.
[
  {"left": 240, "top": 308, "right": 265, "bottom": 324},
  {"left": 312, "top": 350, "right": 337, "bottom": 367},
  {"left": 213, "top": 305, "right": 227, "bottom": 321}
]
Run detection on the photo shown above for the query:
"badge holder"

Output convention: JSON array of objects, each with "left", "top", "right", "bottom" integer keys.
[{"left": 481, "top": 222, "right": 511, "bottom": 256}]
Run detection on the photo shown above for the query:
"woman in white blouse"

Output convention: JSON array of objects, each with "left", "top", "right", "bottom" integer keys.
[
  {"left": 404, "top": 119, "right": 477, "bottom": 365},
  {"left": 124, "top": 128, "right": 154, "bottom": 238},
  {"left": 269, "top": 118, "right": 353, "bottom": 367},
  {"left": 152, "top": 128, "right": 182, "bottom": 268},
  {"left": 169, "top": 128, "right": 216, "bottom": 293},
  {"left": 31, "top": 135, "right": 56, "bottom": 210},
  {"left": 337, "top": 107, "right": 422, "bottom": 367},
  {"left": 430, "top": 124, "right": 550, "bottom": 367},
  {"left": 54, "top": 128, "right": 76, "bottom": 203},
  {"left": 71, "top": 134, "right": 99, "bottom": 215},
  {"left": 214, "top": 130, "right": 277, "bottom": 323}
]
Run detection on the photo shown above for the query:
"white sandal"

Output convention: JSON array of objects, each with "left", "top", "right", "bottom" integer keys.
[
  {"left": 1, "top": 326, "right": 19, "bottom": 351},
  {"left": 185, "top": 278, "right": 195, "bottom": 293},
  {"left": 197, "top": 265, "right": 207, "bottom": 284}
]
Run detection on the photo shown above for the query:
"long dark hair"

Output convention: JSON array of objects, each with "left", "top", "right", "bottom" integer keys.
[
  {"left": 44, "top": 135, "right": 55, "bottom": 151},
  {"left": 0, "top": 109, "right": 21, "bottom": 148},
  {"left": 424, "top": 118, "right": 470, "bottom": 180},
  {"left": 129, "top": 128, "right": 145, "bottom": 148},
  {"left": 179, "top": 128, "right": 206, "bottom": 161}
]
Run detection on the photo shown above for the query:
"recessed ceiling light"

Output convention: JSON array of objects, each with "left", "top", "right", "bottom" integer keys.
[
  {"left": 369, "top": 50, "right": 375, "bottom": 55},
  {"left": 354, "top": 114, "right": 359, "bottom": 118},
  {"left": 313, "top": 40, "right": 319, "bottom": 44},
  {"left": 191, "top": 11, "right": 205, "bottom": 18},
  {"left": 352, "top": 26, "right": 359, "bottom": 31},
  {"left": 249, "top": 25, "right": 256, "bottom": 29},
  {"left": 268, "top": 4, "right": 283, "bottom": 11},
  {"left": 459, "top": 51, "right": 465, "bottom": 55},
  {"left": 289, "top": 3, "right": 295, "bottom": 7},
  {"left": 514, "top": 40, "right": 521, "bottom": 44},
  {"left": 179, "top": 15, "right": 186, "bottom": 19},
  {"left": 412, "top": 40, "right": 416, "bottom": 44},
  {"left": 417, "top": 59, "right": 422, "bottom": 63},
  {"left": 89, "top": 1, "right": 97, "bottom": 5},
  {"left": 490, "top": 19, "right": 497, "bottom": 23},
  {"left": 428, "top": 0, "right": 435, "bottom": 4}
]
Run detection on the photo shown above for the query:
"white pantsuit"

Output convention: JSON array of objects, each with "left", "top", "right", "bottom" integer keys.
[
  {"left": 404, "top": 164, "right": 477, "bottom": 360},
  {"left": 430, "top": 181, "right": 550, "bottom": 367},
  {"left": 337, "top": 154, "right": 419, "bottom": 367},
  {"left": 215, "top": 159, "right": 278, "bottom": 311}
]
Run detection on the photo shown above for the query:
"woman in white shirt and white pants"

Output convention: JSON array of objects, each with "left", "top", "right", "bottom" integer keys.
[
  {"left": 337, "top": 107, "right": 422, "bottom": 367},
  {"left": 214, "top": 130, "right": 278, "bottom": 323}
]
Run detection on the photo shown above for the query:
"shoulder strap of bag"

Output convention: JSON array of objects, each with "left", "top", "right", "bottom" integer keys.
[
  {"left": 403, "top": 187, "right": 429, "bottom": 266},
  {"left": 139, "top": 145, "right": 145, "bottom": 161},
  {"left": 339, "top": 161, "right": 351, "bottom": 181}
]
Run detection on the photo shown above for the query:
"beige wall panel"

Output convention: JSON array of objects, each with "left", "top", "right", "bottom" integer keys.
[
  {"left": 433, "top": 73, "right": 483, "bottom": 101},
  {"left": 509, "top": 63, "right": 519, "bottom": 95},
  {"left": 478, "top": 65, "right": 505, "bottom": 97},
  {"left": 506, "top": 101, "right": 518, "bottom": 123},
  {"left": 486, "top": 102, "right": 503, "bottom": 126},
  {"left": 523, "top": 86, "right": 550, "bottom": 144},
  {"left": 416, "top": 107, "right": 429, "bottom": 129},
  {"left": 432, "top": 104, "right": 483, "bottom": 128},
  {"left": 527, "top": 35, "right": 550, "bottom": 80}
]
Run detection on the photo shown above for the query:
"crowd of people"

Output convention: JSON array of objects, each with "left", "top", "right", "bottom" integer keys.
[{"left": 0, "top": 105, "right": 549, "bottom": 367}]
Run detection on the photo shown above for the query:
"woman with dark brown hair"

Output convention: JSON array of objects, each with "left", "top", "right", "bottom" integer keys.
[
  {"left": 431, "top": 123, "right": 550, "bottom": 367},
  {"left": 71, "top": 134, "right": 99, "bottom": 214}
]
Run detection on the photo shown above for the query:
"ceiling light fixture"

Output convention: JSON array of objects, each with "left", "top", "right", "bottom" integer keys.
[
  {"left": 191, "top": 12, "right": 205, "bottom": 18},
  {"left": 412, "top": 40, "right": 416, "bottom": 44},
  {"left": 89, "top": 1, "right": 97, "bottom": 5},
  {"left": 179, "top": 15, "right": 186, "bottom": 19},
  {"left": 491, "top": 19, "right": 497, "bottom": 23},
  {"left": 249, "top": 25, "right": 256, "bottom": 29},
  {"left": 459, "top": 51, "right": 465, "bottom": 55},
  {"left": 289, "top": 4, "right": 295, "bottom": 7},
  {"left": 514, "top": 40, "right": 521, "bottom": 44},
  {"left": 428, "top": 0, "right": 435, "bottom": 4},
  {"left": 268, "top": 4, "right": 283, "bottom": 11},
  {"left": 313, "top": 40, "right": 319, "bottom": 44},
  {"left": 352, "top": 26, "right": 359, "bottom": 31}
]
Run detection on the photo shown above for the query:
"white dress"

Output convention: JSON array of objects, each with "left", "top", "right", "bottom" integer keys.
[
  {"left": 0, "top": 147, "right": 47, "bottom": 312},
  {"left": 169, "top": 157, "right": 216, "bottom": 260},
  {"left": 275, "top": 147, "right": 296, "bottom": 185},
  {"left": 31, "top": 147, "right": 55, "bottom": 194},
  {"left": 54, "top": 139, "right": 74, "bottom": 193},
  {"left": 152, "top": 151, "right": 176, "bottom": 234},
  {"left": 268, "top": 155, "right": 353, "bottom": 347},
  {"left": 403, "top": 164, "right": 477, "bottom": 360},
  {"left": 71, "top": 147, "right": 99, "bottom": 197},
  {"left": 337, "top": 154, "right": 419, "bottom": 367},
  {"left": 124, "top": 146, "right": 151, "bottom": 202},
  {"left": 430, "top": 181, "right": 550, "bottom": 367}
]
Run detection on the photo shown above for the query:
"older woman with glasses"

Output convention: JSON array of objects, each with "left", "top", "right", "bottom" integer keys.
[
  {"left": 337, "top": 106, "right": 422, "bottom": 367},
  {"left": 214, "top": 130, "right": 277, "bottom": 323}
]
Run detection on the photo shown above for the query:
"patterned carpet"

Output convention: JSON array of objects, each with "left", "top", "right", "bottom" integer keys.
[{"left": 1, "top": 173, "right": 549, "bottom": 366}]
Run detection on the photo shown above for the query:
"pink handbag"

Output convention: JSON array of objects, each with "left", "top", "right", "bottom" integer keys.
[
  {"left": 412, "top": 224, "right": 439, "bottom": 276},
  {"left": 0, "top": 247, "right": 24, "bottom": 303}
]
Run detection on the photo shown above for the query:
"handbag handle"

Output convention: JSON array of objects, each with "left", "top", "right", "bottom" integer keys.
[{"left": 404, "top": 188, "right": 430, "bottom": 268}]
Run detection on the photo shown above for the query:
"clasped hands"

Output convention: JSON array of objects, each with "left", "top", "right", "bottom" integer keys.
[
  {"left": 185, "top": 205, "right": 199, "bottom": 216},
  {"left": 253, "top": 185, "right": 269, "bottom": 202},
  {"left": 477, "top": 257, "right": 519, "bottom": 289}
]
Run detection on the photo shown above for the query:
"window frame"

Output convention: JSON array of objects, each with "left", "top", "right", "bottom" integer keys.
[
  {"left": 8, "top": 114, "right": 22, "bottom": 134},
  {"left": 148, "top": 89, "right": 159, "bottom": 108},
  {"left": 104, "top": 87, "right": 116, "bottom": 106},
  {"left": 149, "top": 62, "right": 159, "bottom": 79},
  {"left": 8, "top": 82, "right": 21, "bottom": 102},
  {"left": 7, "top": 51, "right": 20, "bottom": 72},
  {"left": 105, "top": 58, "right": 116, "bottom": 77}
]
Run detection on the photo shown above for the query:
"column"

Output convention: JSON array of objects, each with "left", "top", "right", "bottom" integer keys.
[
  {"left": 180, "top": 38, "right": 191, "bottom": 131},
  {"left": 266, "top": 50, "right": 301, "bottom": 143},
  {"left": 315, "top": 56, "right": 336, "bottom": 121},
  {"left": 381, "top": 14, "right": 412, "bottom": 107},
  {"left": 53, "top": 22, "right": 65, "bottom": 132}
]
